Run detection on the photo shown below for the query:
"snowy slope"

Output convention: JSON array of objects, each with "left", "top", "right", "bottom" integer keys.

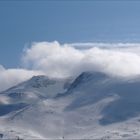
[
  {"left": 1, "top": 72, "right": 140, "bottom": 139},
  {"left": 0, "top": 75, "right": 71, "bottom": 104}
]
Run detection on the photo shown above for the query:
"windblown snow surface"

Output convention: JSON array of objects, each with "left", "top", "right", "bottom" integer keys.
[{"left": 1, "top": 72, "right": 140, "bottom": 139}]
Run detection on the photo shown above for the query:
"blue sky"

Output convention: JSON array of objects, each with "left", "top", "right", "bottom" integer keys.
[{"left": 1, "top": 1, "right": 140, "bottom": 67}]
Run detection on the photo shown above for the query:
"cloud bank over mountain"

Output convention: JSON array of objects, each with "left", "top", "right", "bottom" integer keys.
[
  {"left": 1, "top": 41, "right": 140, "bottom": 91},
  {"left": 22, "top": 41, "right": 140, "bottom": 78}
]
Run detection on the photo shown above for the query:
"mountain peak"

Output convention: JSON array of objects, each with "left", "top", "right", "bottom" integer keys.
[
  {"left": 26, "top": 75, "right": 52, "bottom": 88},
  {"left": 68, "top": 71, "right": 108, "bottom": 89},
  {"left": 78, "top": 71, "right": 108, "bottom": 80},
  {"left": 30, "top": 75, "right": 47, "bottom": 80}
]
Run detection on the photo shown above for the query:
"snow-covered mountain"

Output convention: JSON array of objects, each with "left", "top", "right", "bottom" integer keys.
[
  {"left": 1, "top": 72, "right": 140, "bottom": 139},
  {"left": 0, "top": 75, "right": 71, "bottom": 104}
]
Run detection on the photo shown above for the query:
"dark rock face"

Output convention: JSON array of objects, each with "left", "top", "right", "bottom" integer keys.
[{"left": 0, "top": 103, "right": 27, "bottom": 116}]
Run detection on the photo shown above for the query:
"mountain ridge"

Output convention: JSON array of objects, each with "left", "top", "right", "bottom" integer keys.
[{"left": 1, "top": 71, "right": 140, "bottom": 139}]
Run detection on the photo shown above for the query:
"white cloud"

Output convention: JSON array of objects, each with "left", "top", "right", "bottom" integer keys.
[
  {"left": 22, "top": 41, "right": 140, "bottom": 78},
  {"left": 2, "top": 41, "right": 140, "bottom": 91},
  {"left": 22, "top": 41, "right": 84, "bottom": 77}
]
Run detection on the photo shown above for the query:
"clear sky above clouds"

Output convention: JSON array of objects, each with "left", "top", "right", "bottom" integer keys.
[{"left": 1, "top": 1, "right": 140, "bottom": 67}]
